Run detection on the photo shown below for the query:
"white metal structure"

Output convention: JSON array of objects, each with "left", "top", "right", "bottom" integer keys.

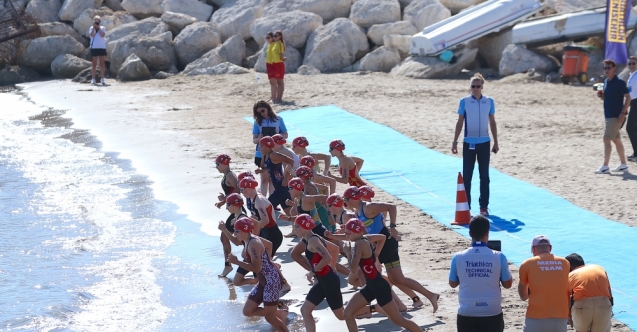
[
  {"left": 512, "top": 6, "right": 637, "bottom": 48},
  {"left": 410, "top": 0, "right": 544, "bottom": 56}
]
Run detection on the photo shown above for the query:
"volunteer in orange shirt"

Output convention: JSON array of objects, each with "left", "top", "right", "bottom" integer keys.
[
  {"left": 518, "top": 235, "right": 570, "bottom": 332},
  {"left": 265, "top": 30, "right": 286, "bottom": 103},
  {"left": 565, "top": 253, "right": 613, "bottom": 332}
]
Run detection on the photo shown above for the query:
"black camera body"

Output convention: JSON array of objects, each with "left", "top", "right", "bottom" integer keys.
[{"left": 486, "top": 240, "right": 501, "bottom": 251}]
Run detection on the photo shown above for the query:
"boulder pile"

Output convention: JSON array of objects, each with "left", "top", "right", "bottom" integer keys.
[{"left": 0, "top": 0, "right": 609, "bottom": 84}]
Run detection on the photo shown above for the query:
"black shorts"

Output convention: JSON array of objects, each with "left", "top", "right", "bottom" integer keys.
[
  {"left": 359, "top": 276, "right": 393, "bottom": 307},
  {"left": 457, "top": 312, "right": 504, "bottom": 332},
  {"left": 268, "top": 188, "right": 291, "bottom": 210},
  {"left": 236, "top": 266, "right": 249, "bottom": 275},
  {"left": 259, "top": 226, "right": 283, "bottom": 256},
  {"left": 378, "top": 236, "right": 400, "bottom": 268},
  {"left": 254, "top": 156, "right": 262, "bottom": 167},
  {"left": 306, "top": 269, "right": 343, "bottom": 310},
  {"left": 91, "top": 48, "right": 107, "bottom": 56}
]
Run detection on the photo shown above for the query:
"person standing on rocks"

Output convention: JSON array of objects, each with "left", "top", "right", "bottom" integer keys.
[
  {"left": 89, "top": 15, "right": 107, "bottom": 85},
  {"left": 624, "top": 56, "right": 637, "bottom": 162},
  {"left": 595, "top": 59, "right": 630, "bottom": 173},
  {"left": 266, "top": 30, "right": 286, "bottom": 103},
  {"left": 451, "top": 73, "right": 499, "bottom": 216}
]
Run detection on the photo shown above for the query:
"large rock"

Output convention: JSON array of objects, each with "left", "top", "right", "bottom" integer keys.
[
  {"left": 121, "top": 0, "right": 164, "bottom": 18},
  {"left": 250, "top": 10, "right": 322, "bottom": 49},
  {"left": 211, "top": 0, "right": 269, "bottom": 41},
  {"left": 349, "top": 0, "right": 400, "bottom": 29},
  {"left": 39, "top": 22, "right": 86, "bottom": 46},
  {"left": 357, "top": 46, "right": 401, "bottom": 72},
  {"left": 162, "top": 0, "right": 214, "bottom": 22},
  {"left": 263, "top": 0, "right": 352, "bottom": 22},
  {"left": 303, "top": 18, "right": 369, "bottom": 72},
  {"left": 499, "top": 44, "right": 554, "bottom": 76},
  {"left": 439, "top": 0, "right": 485, "bottom": 14},
  {"left": 184, "top": 61, "right": 249, "bottom": 75},
  {"left": 403, "top": 0, "right": 450, "bottom": 31},
  {"left": 26, "top": 0, "right": 63, "bottom": 23},
  {"left": 105, "top": 18, "right": 170, "bottom": 57},
  {"left": 544, "top": 0, "right": 604, "bottom": 13},
  {"left": 173, "top": 22, "right": 221, "bottom": 67},
  {"left": 51, "top": 54, "right": 92, "bottom": 78},
  {"left": 255, "top": 46, "right": 302, "bottom": 73},
  {"left": 0, "top": 66, "right": 40, "bottom": 86},
  {"left": 182, "top": 35, "right": 246, "bottom": 75},
  {"left": 391, "top": 47, "right": 478, "bottom": 78},
  {"left": 383, "top": 34, "right": 411, "bottom": 59},
  {"left": 477, "top": 29, "right": 511, "bottom": 69},
  {"left": 161, "top": 11, "right": 197, "bottom": 36},
  {"left": 58, "top": 0, "right": 103, "bottom": 22},
  {"left": 109, "top": 31, "right": 176, "bottom": 74},
  {"left": 75, "top": 7, "right": 137, "bottom": 38},
  {"left": 73, "top": 67, "right": 102, "bottom": 83},
  {"left": 17, "top": 35, "right": 85, "bottom": 72},
  {"left": 367, "top": 21, "right": 417, "bottom": 46},
  {"left": 104, "top": 0, "right": 124, "bottom": 10},
  {"left": 117, "top": 54, "right": 151, "bottom": 81},
  {"left": 297, "top": 64, "right": 320, "bottom": 75}
]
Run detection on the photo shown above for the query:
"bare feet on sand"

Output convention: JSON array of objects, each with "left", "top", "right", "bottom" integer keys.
[{"left": 429, "top": 294, "right": 440, "bottom": 313}]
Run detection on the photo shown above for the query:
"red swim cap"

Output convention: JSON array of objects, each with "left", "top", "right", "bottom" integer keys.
[
  {"left": 299, "top": 155, "right": 316, "bottom": 168},
  {"left": 329, "top": 139, "right": 345, "bottom": 151},
  {"left": 345, "top": 218, "right": 365, "bottom": 234},
  {"left": 239, "top": 177, "right": 258, "bottom": 189},
  {"left": 259, "top": 136, "right": 275, "bottom": 149},
  {"left": 343, "top": 186, "right": 361, "bottom": 200},
  {"left": 358, "top": 186, "right": 375, "bottom": 200},
  {"left": 295, "top": 214, "right": 314, "bottom": 230},
  {"left": 215, "top": 154, "right": 231, "bottom": 165},
  {"left": 293, "top": 136, "right": 309, "bottom": 148},
  {"left": 272, "top": 134, "right": 286, "bottom": 145},
  {"left": 225, "top": 193, "right": 244, "bottom": 206},
  {"left": 237, "top": 171, "right": 255, "bottom": 182},
  {"left": 295, "top": 166, "right": 313, "bottom": 179},
  {"left": 326, "top": 194, "right": 344, "bottom": 208},
  {"left": 234, "top": 217, "right": 254, "bottom": 233},
  {"left": 288, "top": 177, "right": 304, "bottom": 191}
]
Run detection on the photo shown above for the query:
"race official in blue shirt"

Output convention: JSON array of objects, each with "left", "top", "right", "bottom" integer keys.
[{"left": 449, "top": 215, "right": 513, "bottom": 332}]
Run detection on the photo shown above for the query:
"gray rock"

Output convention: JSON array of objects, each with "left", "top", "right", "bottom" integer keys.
[
  {"left": 255, "top": 46, "right": 302, "bottom": 73},
  {"left": 105, "top": 17, "right": 170, "bottom": 58},
  {"left": 211, "top": 0, "right": 269, "bottom": 41},
  {"left": 357, "top": 46, "right": 401, "bottom": 72},
  {"left": 383, "top": 34, "right": 411, "bottom": 59},
  {"left": 439, "top": 0, "right": 485, "bottom": 14},
  {"left": 0, "top": 66, "right": 40, "bottom": 86},
  {"left": 118, "top": 54, "right": 151, "bottom": 81},
  {"left": 73, "top": 67, "right": 103, "bottom": 82},
  {"left": 349, "top": 0, "right": 400, "bottom": 29},
  {"left": 104, "top": 0, "right": 124, "bottom": 11},
  {"left": 161, "top": 11, "right": 197, "bottom": 36},
  {"left": 121, "top": 0, "right": 164, "bottom": 18},
  {"left": 182, "top": 35, "right": 246, "bottom": 74},
  {"left": 109, "top": 31, "right": 176, "bottom": 74},
  {"left": 59, "top": 0, "right": 104, "bottom": 22},
  {"left": 51, "top": 54, "right": 92, "bottom": 78},
  {"left": 391, "top": 48, "right": 478, "bottom": 78},
  {"left": 154, "top": 71, "right": 172, "bottom": 79},
  {"left": 250, "top": 10, "right": 322, "bottom": 49},
  {"left": 263, "top": 0, "right": 352, "bottom": 22},
  {"left": 173, "top": 22, "right": 221, "bottom": 67},
  {"left": 477, "top": 29, "right": 511, "bottom": 70},
  {"left": 297, "top": 64, "right": 321, "bottom": 75},
  {"left": 26, "top": 0, "right": 63, "bottom": 23},
  {"left": 403, "top": 0, "right": 450, "bottom": 31},
  {"left": 162, "top": 0, "right": 214, "bottom": 22},
  {"left": 18, "top": 35, "right": 85, "bottom": 72},
  {"left": 184, "top": 61, "right": 249, "bottom": 75},
  {"left": 499, "top": 44, "right": 554, "bottom": 76},
  {"left": 75, "top": 7, "right": 137, "bottom": 38},
  {"left": 544, "top": 0, "right": 604, "bottom": 13},
  {"left": 303, "top": 18, "right": 369, "bottom": 72},
  {"left": 39, "top": 22, "right": 87, "bottom": 46},
  {"left": 367, "top": 21, "right": 417, "bottom": 46},
  {"left": 398, "top": 0, "right": 415, "bottom": 7}
]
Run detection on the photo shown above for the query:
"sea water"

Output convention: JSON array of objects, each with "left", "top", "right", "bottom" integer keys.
[{"left": 0, "top": 90, "right": 279, "bottom": 331}]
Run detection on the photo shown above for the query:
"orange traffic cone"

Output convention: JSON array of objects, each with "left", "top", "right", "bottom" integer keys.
[{"left": 451, "top": 172, "right": 471, "bottom": 225}]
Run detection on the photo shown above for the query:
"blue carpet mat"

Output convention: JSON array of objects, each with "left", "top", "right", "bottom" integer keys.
[{"left": 245, "top": 105, "right": 637, "bottom": 329}]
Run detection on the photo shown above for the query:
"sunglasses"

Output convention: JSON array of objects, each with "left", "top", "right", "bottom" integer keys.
[
  {"left": 288, "top": 187, "right": 295, "bottom": 191},
  {"left": 215, "top": 162, "right": 221, "bottom": 166},
  {"left": 225, "top": 203, "right": 232, "bottom": 207},
  {"left": 266, "top": 36, "right": 272, "bottom": 39},
  {"left": 329, "top": 147, "right": 334, "bottom": 152},
  {"left": 258, "top": 109, "right": 267, "bottom": 113},
  {"left": 294, "top": 224, "right": 300, "bottom": 229},
  {"left": 629, "top": 63, "right": 636, "bottom": 66},
  {"left": 233, "top": 229, "right": 240, "bottom": 234},
  {"left": 343, "top": 197, "right": 350, "bottom": 202},
  {"left": 603, "top": 67, "right": 612, "bottom": 70},
  {"left": 471, "top": 85, "right": 482, "bottom": 89},
  {"left": 274, "top": 34, "right": 280, "bottom": 37}
]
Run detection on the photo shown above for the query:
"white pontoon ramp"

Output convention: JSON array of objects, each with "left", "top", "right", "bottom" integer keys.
[
  {"left": 410, "top": 0, "right": 543, "bottom": 56},
  {"left": 512, "top": 6, "right": 637, "bottom": 48}
]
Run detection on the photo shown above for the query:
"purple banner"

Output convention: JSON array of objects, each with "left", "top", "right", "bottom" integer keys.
[{"left": 605, "top": 0, "right": 632, "bottom": 64}]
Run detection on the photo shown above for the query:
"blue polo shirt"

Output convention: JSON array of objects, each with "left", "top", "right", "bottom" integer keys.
[
  {"left": 458, "top": 95, "right": 496, "bottom": 144},
  {"left": 252, "top": 117, "right": 287, "bottom": 157},
  {"left": 603, "top": 75, "right": 629, "bottom": 118},
  {"left": 449, "top": 241, "right": 512, "bottom": 317}
]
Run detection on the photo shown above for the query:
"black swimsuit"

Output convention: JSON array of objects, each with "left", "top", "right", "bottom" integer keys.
[
  {"left": 358, "top": 239, "right": 393, "bottom": 307},
  {"left": 302, "top": 235, "right": 343, "bottom": 310}
]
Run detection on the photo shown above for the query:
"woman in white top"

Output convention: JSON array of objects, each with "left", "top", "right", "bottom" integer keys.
[{"left": 89, "top": 15, "right": 107, "bottom": 85}]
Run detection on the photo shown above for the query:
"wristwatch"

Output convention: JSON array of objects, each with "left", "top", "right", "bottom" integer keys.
[{"left": 389, "top": 223, "right": 397, "bottom": 228}]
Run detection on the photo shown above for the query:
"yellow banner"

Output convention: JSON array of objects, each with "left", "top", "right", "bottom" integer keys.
[{"left": 607, "top": 0, "right": 628, "bottom": 43}]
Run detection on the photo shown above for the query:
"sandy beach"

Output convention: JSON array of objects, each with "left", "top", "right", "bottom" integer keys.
[{"left": 20, "top": 71, "right": 636, "bottom": 331}]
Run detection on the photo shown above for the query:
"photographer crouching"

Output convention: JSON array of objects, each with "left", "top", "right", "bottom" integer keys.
[{"left": 89, "top": 15, "right": 107, "bottom": 85}]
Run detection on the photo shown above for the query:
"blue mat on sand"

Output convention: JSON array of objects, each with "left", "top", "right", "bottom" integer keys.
[{"left": 245, "top": 105, "right": 637, "bottom": 329}]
